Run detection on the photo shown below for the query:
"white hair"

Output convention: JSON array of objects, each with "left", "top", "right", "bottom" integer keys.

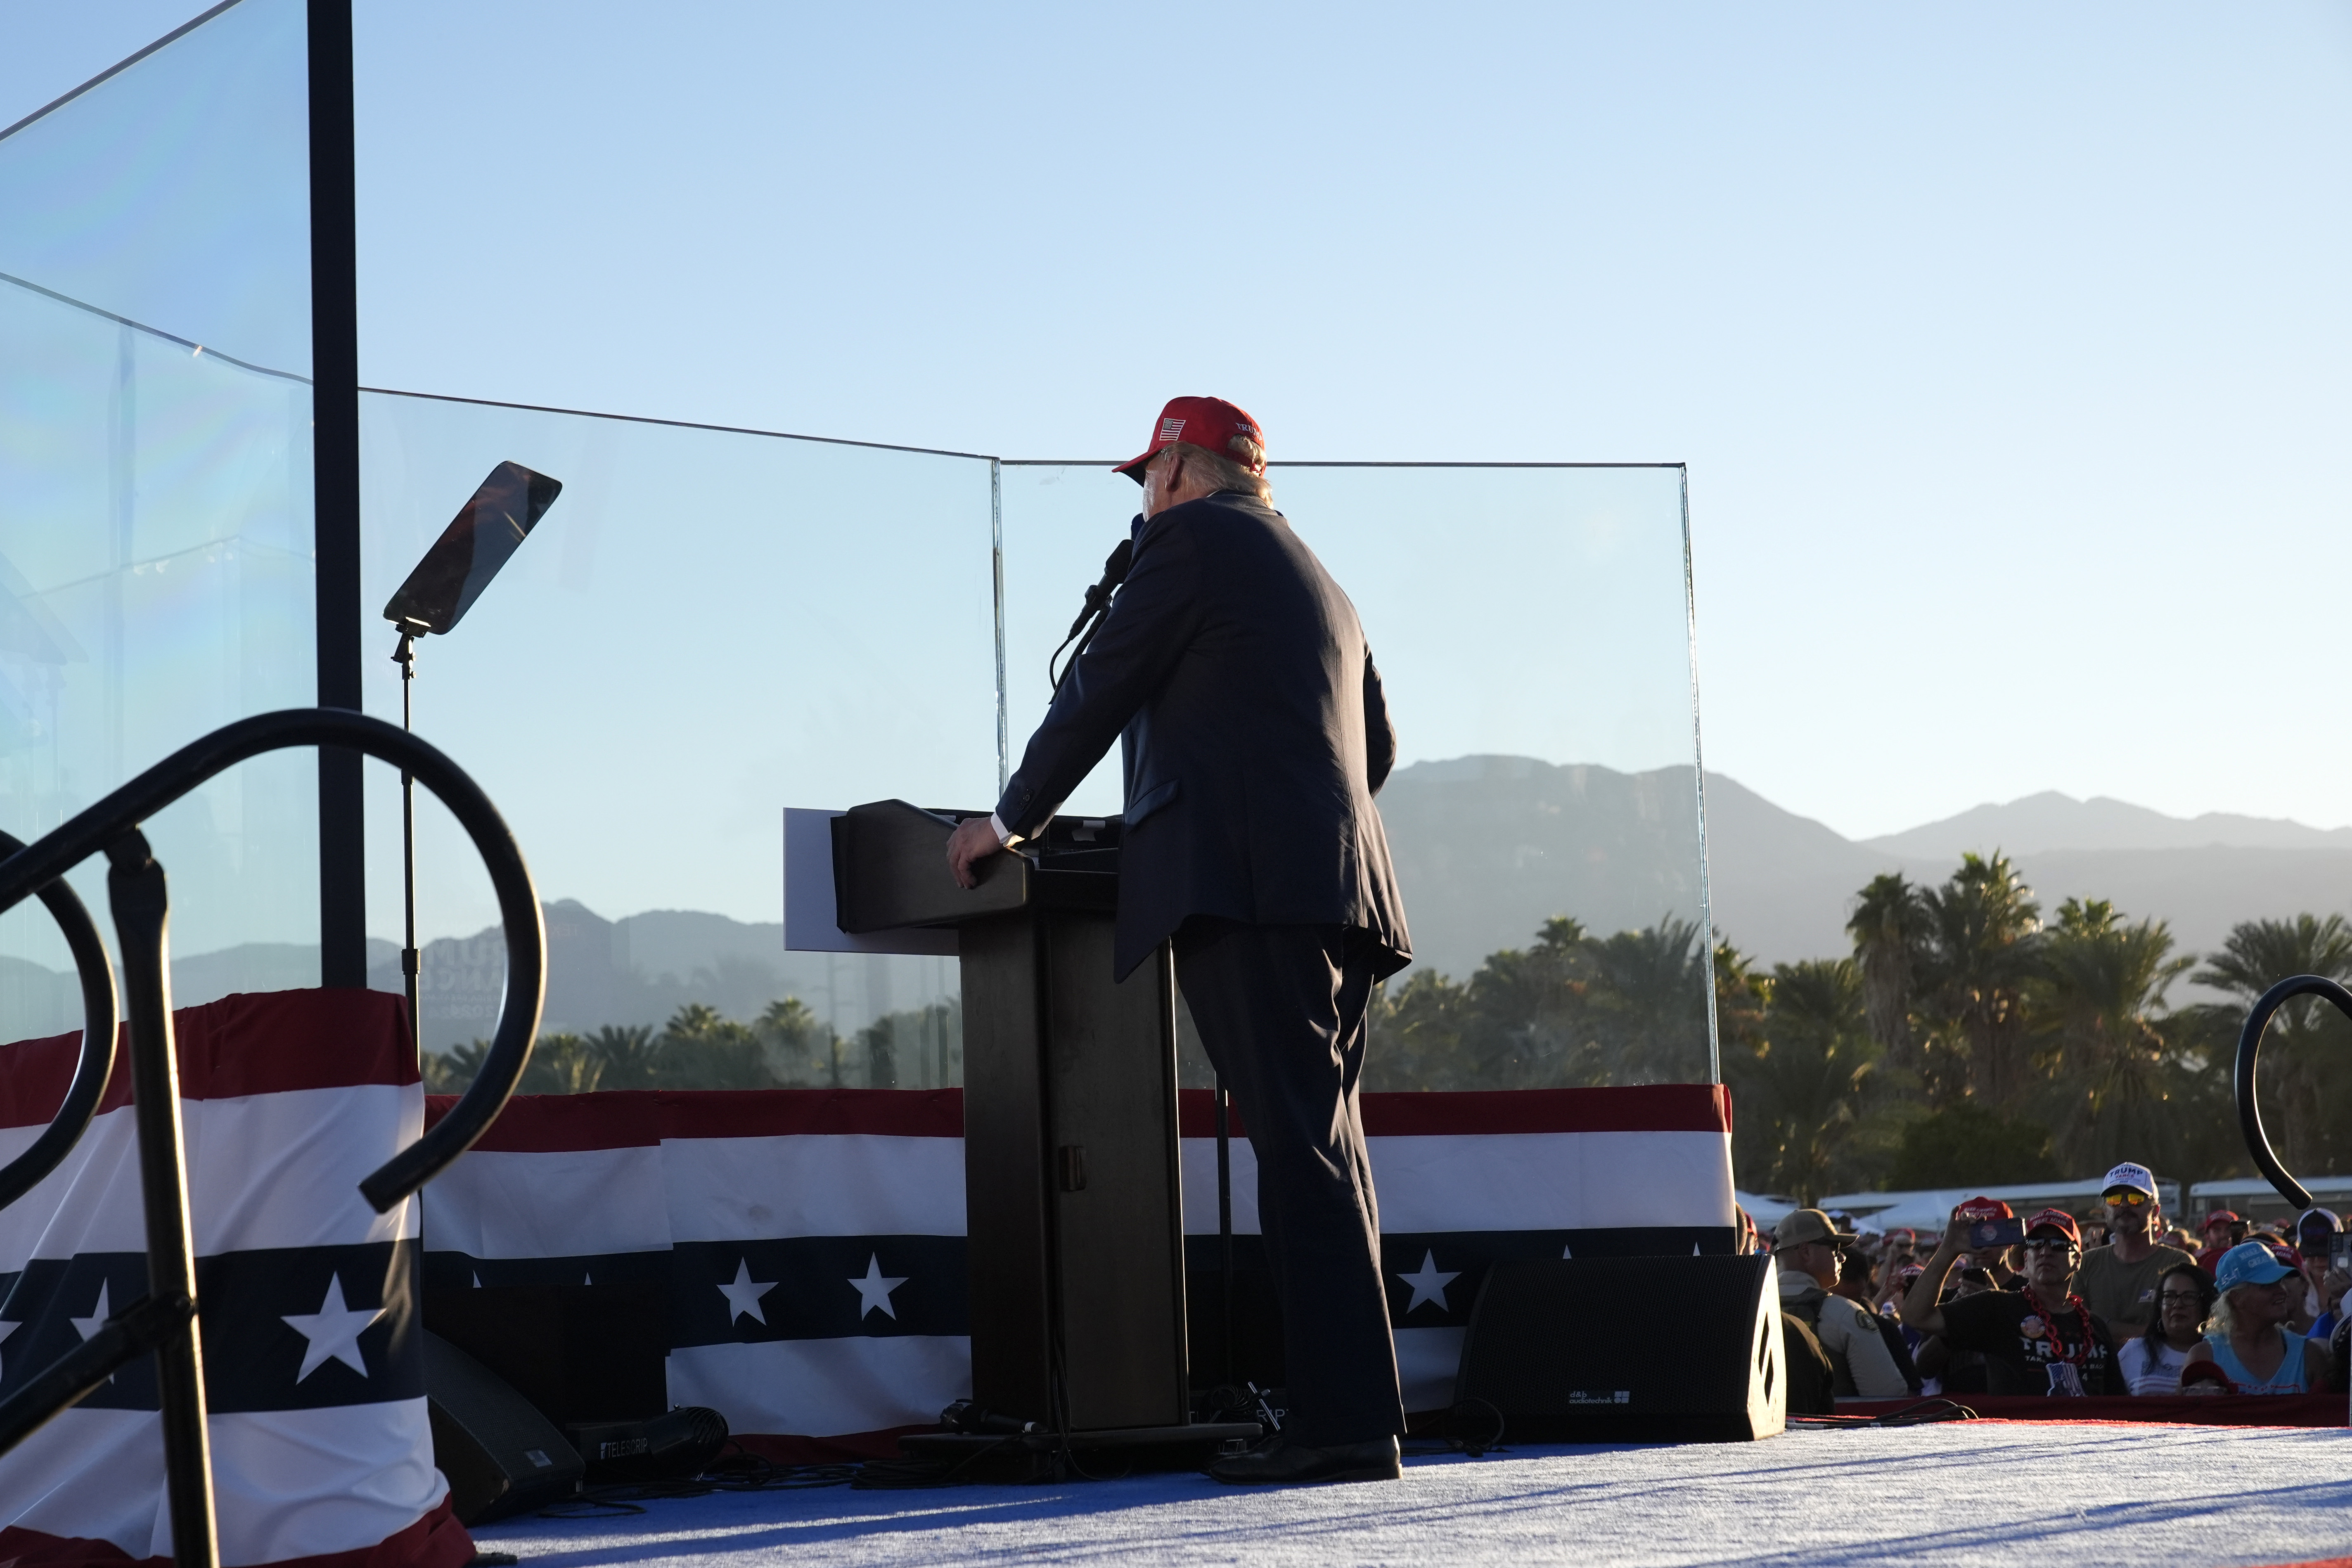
[
  {"left": 2204, "top": 1281, "right": 2279, "bottom": 1340},
  {"left": 1165, "top": 437, "right": 1272, "bottom": 503}
]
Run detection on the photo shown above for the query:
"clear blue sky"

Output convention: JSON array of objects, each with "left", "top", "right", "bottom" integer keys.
[{"left": 8, "top": 1, "right": 2349, "bottom": 842}]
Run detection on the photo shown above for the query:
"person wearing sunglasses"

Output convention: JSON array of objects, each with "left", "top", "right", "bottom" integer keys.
[
  {"left": 2182, "top": 1241, "right": 2333, "bottom": 1395},
  {"left": 1904, "top": 1206, "right": 2120, "bottom": 1395},
  {"left": 2071, "top": 1162, "right": 2195, "bottom": 1336},
  {"left": 2121, "top": 1263, "right": 2215, "bottom": 1395}
]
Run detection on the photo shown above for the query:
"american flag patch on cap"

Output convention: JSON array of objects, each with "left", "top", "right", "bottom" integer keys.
[{"left": 1159, "top": 417, "right": 1186, "bottom": 441}]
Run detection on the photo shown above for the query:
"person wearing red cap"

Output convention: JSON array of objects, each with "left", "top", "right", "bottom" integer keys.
[
  {"left": 1903, "top": 1206, "right": 2121, "bottom": 1395},
  {"left": 2197, "top": 1210, "right": 2246, "bottom": 1274},
  {"left": 946, "top": 396, "right": 1411, "bottom": 1485},
  {"left": 1948, "top": 1196, "right": 2022, "bottom": 1291}
]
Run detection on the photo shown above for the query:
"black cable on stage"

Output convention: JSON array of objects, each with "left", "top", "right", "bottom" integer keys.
[
  {"left": 1785, "top": 1397, "right": 1978, "bottom": 1430},
  {"left": 535, "top": 1443, "right": 863, "bottom": 1514}
]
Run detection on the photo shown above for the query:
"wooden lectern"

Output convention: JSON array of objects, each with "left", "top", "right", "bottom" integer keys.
[{"left": 833, "top": 800, "right": 1249, "bottom": 1449}]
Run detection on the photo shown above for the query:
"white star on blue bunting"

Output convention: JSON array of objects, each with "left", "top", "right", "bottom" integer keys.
[
  {"left": 281, "top": 1274, "right": 384, "bottom": 1382},
  {"left": 1395, "top": 1250, "right": 1461, "bottom": 1315},
  {"left": 717, "top": 1258, "right": 779, "bottom": 1325},
  {"left": 848, "top": 1254, "right": 907, "bottom": 1320}
]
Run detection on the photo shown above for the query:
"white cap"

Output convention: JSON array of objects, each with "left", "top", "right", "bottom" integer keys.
[{"left": 2103, "top": 1162, "right": 2158, "bottom": 1199}]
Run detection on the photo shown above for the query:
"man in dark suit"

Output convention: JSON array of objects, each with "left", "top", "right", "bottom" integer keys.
[{"left": 946, "top": 396, "right": 1412, "bottom": 1485}]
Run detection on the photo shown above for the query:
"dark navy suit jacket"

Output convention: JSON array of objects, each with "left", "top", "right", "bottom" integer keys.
[{"left": 992, "top": 490, "right": 1411, "bottom": 981}]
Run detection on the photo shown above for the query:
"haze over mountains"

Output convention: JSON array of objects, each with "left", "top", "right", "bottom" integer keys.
[{"left": 6, "top": 758, "right": 2347, "bottom": 1048}]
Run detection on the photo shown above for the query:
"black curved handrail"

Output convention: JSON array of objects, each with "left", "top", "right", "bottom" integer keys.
[
  {"left": 0, "top": 708, "right": 545, "bottom": 1213},
  {"left": 0, "top": 830, "right": 118, "bottom": 1212},
  {"left": 2233, "top": 973, "right": 2352, "bottom": 1213}
]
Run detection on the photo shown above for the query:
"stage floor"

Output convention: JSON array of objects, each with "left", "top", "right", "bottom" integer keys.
[{"left": 471, "top": 1422, "right": 2352, "bottom": 1568}]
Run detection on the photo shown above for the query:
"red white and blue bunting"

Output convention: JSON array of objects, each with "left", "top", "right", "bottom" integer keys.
[
  {"left": 0, "top": 986, "right": 1737, "bottom": 1538},
  {"left": 422, "top": 1080, "right": 1738, "bottom": 1446},
  {"left": 0, "top": 990, "right": 471, "bottom": 1568}
]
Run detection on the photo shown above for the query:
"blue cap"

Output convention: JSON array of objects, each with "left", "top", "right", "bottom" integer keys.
[{"left": 2214, "top": 1240, "right": 2298, "bottom": 1292}]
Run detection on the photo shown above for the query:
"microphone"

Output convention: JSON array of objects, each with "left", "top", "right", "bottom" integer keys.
[
  {"left": 1063, "top": 538, "right": 1134, "bottom": 640},
  {"left": 1050, "top": 537, "right": 1136, "bottom": 689}
]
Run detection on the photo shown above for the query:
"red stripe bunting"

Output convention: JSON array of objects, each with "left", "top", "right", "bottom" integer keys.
[
  {"left": 424, "top": 1087, "right": 968, "bottom": 1149},
  {"left": 0, "top": 989, "right": 415, "bottom": 1129},
  {"left": 1833, "top": 1391, "right": 2345, "bottom": 1427},
  {"left": 421, "top": 1082, "right": 1730, "bottom": 1150},
  {"left": 0, "top": 1494, "right": 472, "bottom": 1568},
  {"left": 1178, "top": 1084, "right": 1731, "bottom": 1139}
]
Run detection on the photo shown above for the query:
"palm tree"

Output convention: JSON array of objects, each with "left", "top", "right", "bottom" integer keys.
[
  {"left": 2192, "top": 914, "right": 2352, "bottom": 1177},
  {"left": 1578, "top": 917, "right": 1711, "bottom": 1085},
  {"left": 1727, "top": 958, "right": 1879, "bottom": 1204},
  {"left": 1461, "top": 916, "right": 1596, "bottom": 1087},
  {"left": 657, "top": 1004, "right": 774, "bottom": 1090},
  {"left": 421, "top": 1039, "right": 490, "bottom": 1094},
  {"left": 756, "top": 997, "right": 835, "bottom": 1087},
  {"left": 521, "top": 1031, "right": 606, "bottom": 1095},
  {"left": 1847, "top": 873, "right": 1924, "bottom": 1069},
  {"left": 1919, "top": 852, "right": 2042, "bottom": 1112},
  {"left": 587, "top": 1024, "right": 660, "bottom": 1089},
  {"left": 2029, "top": 898, "right": 2197, "bottom": 1170}
]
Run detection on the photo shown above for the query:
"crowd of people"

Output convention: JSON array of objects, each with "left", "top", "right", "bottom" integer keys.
[{"left": 1750, "top": 1162, "right": 2350, "bottom": 1406}]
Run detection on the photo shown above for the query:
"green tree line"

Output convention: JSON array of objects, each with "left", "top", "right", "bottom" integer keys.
[
  {"left": 424, "top": 997, "right": 961, "bottom": 1095},
  {"left": 426, "top": 852, "right": 2349, "bottom": 1209},
  {"left": 1726, "top": 854, "right": 2352, "bottom": 1203}
]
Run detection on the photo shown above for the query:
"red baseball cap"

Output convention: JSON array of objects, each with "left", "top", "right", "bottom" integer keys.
[
  {"left": 2024, "top": 1208, "right": 2081, "bottom": 1244},
  {"left": 2203, "top": 1210, "right": 2241, "bottom": 1228},
  {"left": 1113, "top": 396, "right": 1266, "bottom": 483},
  {"left": 1955, "top": 1196, "right": 2016, "bottom": 1222}
]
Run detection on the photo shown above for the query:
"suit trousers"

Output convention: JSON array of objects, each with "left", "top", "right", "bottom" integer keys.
[{"left": 1174, "top": 919, "right": 1405, "bottom": 1446}]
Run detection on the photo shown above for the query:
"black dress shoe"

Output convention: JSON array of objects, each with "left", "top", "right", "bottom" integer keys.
[{"left": 1207, "top": 1433, "right": 1401, "bottom": 1486}]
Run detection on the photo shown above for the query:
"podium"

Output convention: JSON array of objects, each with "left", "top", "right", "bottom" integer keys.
[{"left": 833, "top": 801, "right": 1253, "bottom": 1451}]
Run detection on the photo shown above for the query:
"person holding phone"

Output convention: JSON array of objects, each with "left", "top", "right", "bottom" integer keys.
[
  {"left": 946, "top": 397, "right": 1410, "bottom": 1486},
  {"left": 1772, "top": 1209, "right": 1914, "bottom": 1397},
  {"left": 2183, "top": 1242, "right": 2332, "bottom": 1395},
  {"left": 1949, "top": 1196, "right": 2023, "bottom": 1289},
  {"left": 1904, "top": 1207, "right": 2121, "bottom": 1395}
]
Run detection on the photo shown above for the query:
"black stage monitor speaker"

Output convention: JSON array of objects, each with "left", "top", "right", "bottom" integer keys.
[
  {"left": 423, "top": 1282, "right": 668, "bottom": 1425},
  {"left": 423, "top": 1331, "right": 585, "bottom": 1523},
  {"left": 1454, "top": 1255, "right": 1785, "bottom": 1442}
]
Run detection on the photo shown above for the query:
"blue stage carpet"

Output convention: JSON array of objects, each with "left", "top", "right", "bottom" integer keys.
[{"left": 471, "top": 1423, "right": 2352, "bottom": 1567}]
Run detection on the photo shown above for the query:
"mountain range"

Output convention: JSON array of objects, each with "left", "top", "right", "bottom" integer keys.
[{"left": 6, "top": 760, "right": 2346, "bottom": 1047}]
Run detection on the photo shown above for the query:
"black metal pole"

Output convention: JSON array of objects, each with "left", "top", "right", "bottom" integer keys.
[
  {"left": 106, "top": 831, "right": 216, "bottom": 1568},
  {"left": 394, "top": 632, "right": 419, "bottom": 1058},
  {"left": 310, "top": 0, "right": 365, "bottom": 988},
  {"left": 1214, "top": 1079, "right": 1234, "bottom": 1387}
]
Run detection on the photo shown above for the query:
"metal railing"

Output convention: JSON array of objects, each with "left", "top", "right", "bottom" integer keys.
[
  {"left": 2234, "top": 974, "right": 2352, "bottom": 1211},
  {"left": 0, "top": 709, "right": 545, "bottom": 1568}
]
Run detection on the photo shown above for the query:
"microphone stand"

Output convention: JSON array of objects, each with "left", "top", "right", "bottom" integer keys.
[
  {"left": 391, "top": 625, "right": 422, "bottom": 1058},
  {"left": 1215, "top": 1075, "right": 1234, "bottom": 1387}
]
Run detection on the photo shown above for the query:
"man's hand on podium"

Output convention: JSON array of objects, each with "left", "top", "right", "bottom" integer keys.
[{"left": 947, "top": 815, "right": 1006, "bottom": 889}]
